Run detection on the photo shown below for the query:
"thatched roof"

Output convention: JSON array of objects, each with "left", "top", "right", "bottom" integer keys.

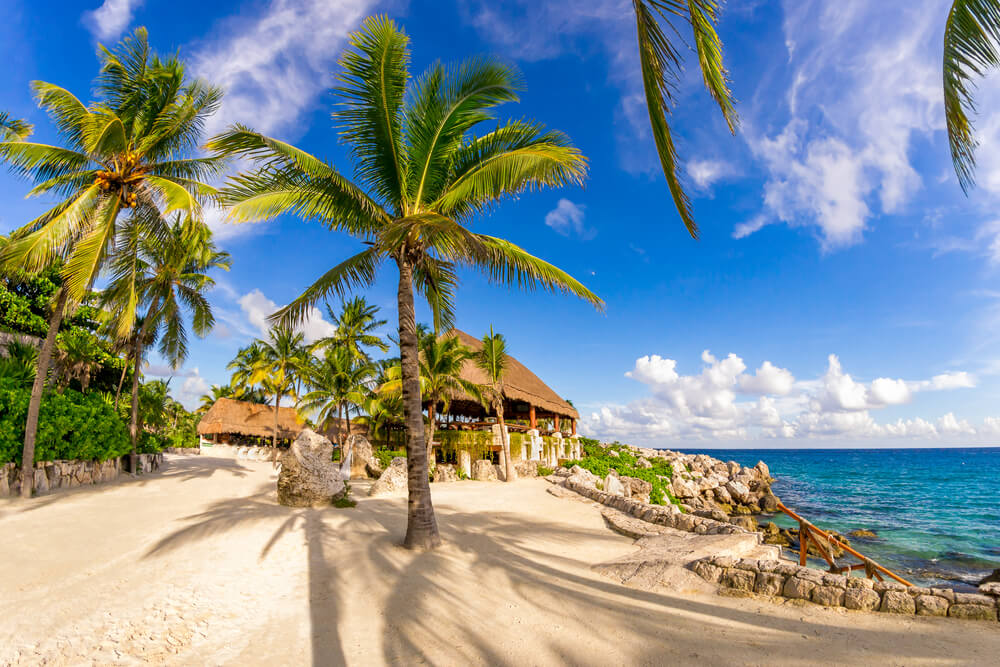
[
  {"left": 197, "top": 397, "right": 305, "bottom": 439},
  {"left": 446, "top": 329, "right": 579, "bottom": 419}
]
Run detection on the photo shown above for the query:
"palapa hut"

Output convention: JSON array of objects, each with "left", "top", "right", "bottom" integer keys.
[
  {"left": 197, "top": 397, "right": 305, "bottom": 447},
  {"left": 439, "top": 329, "right": 579, "bottom": 435}
]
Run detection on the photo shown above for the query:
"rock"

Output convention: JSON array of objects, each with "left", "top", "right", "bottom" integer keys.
[
  {"left": 915, "top": 595, "right": 950, "bottom": 617},
  {"left": 759, "top": 493, "right": 780, "bottom": 513},
  {"left": 472, "top": 459, "right": 498, "bottom": 482},
  {"left": 513, "top": 460, "right": 539, "bottom": 478},
  {"left": 607, "top": 449, "right": 619, "bottom": 458},
  {"left": 635, "top": 457, "right": 652, "bottom": 469},
  {"left": 569, "top": 465, "right": 600, "bottom": 487},
  {"left": 277, "top": 429, "right": 346, "bottom": 507},
  {"left": 729, "top": 516, "right": 757, "bottom": 532},
  {"left": 671, "top": 476, "right": 698, "bottom": 499},
  {"left": 754, "top": 461, "right": 770, "bottom": 480},
  {"left": 754, "top": 572, "right": 785, "bottom": 596},
  {"left": 692, "top": 560, "right": 723, "bottom": 584},
  {"left": 949, "top": 604, "right": 996, "bottom": 621},
  {"left": 811, "top": 585, "right": 846, "bottom": 607},
  {"left": 365, "top": 457, "right": 385, "bottom": 479},
  {"left": 847, "top": 529, "right": 878, "bottom": 539},
  {"left": 979, "top": 582, "right": 1000, "bottom": 596},
  {"left": 604, "top": 474, "right": 626, "bottom": 496},
  {"left": 844, "top": 588, "right": 881, "bottom": 611},
  {"left": 433, "top": 464, "right": 459, "bottom": 483},
  {"left": 620, "top": 476, "right": 652, "bottom": 500},
  {"left": 725, "top": 480, "right": 752, "bottom": 505},
  {"left": 879, "top": 590, "right": 916, "bottom": 614},
  {"left": 782, "top": 577, "right": 816, "bottom": 600},
  {"left": 345, "top": 434, "right": 374, "bottom": 479},
  {"left": 980, "top": 569, "right": 1000, "bottom": 585},
  {"left": 720, "top": 569, "right": 755, "bottom": 592},
  {"left": 369, "top": 457, "right": 409, "bottom": 496},
  {"left": 713, "top": 486, "right": 733, "bottom": 504}
]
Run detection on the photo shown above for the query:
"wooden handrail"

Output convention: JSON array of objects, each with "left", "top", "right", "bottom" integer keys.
[{"left": 776, "top": 502, "right": 913, "bottom": 587}]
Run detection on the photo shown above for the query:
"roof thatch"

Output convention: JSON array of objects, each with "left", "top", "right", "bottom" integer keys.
[
  {"left": 197, "top": 397, "right": 305, "bottom": 439},
  {"left": 445, "top": 329, "right": 579, "bottom": 419}
]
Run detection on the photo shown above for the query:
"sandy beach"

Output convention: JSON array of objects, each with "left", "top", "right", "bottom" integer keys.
[{"left": 1, "top": 453, "right": 997, "bottom": 666}]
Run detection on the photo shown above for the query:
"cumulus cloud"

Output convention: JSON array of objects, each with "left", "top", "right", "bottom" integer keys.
[
  {"left": 583, "top": 348, "right": 987, "bottom": 445},
  {"left": 687, "top": 159, "right": 733, "bottom": 191},
  {"left": 238, "top": 288, "right": 336, "bottom": 344},
  {"left": 83, "top": 0, "right": 141, "bottom": 40},
  {"left": 544, "top": 199, "right": 595, "bottom": 240}
]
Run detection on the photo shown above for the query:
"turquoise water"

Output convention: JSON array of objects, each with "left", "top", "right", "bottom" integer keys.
[{"left": 683, "top": 447, "right": 1000, "bottom": 590}]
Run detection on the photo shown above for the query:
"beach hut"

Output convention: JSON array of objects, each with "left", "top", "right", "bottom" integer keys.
[
  {"left": 438, "top": 329, "right": 579, "bottom": 435},
  {"left": 197, "top": 397, "right": 305, "bottom": 447}
]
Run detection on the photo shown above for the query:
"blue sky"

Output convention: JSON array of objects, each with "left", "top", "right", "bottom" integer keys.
[{"left": 3, "top": 0, "right": 1000, "bottom": 448}]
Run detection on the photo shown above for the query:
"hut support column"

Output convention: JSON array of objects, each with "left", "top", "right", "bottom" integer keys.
[
  {"left": 554, "top": 415, "right": 561, "bottom": 434},
  {"left": 529, "top": 405, "right": 536, "bottom": 430},
  {"left": 571, "top": 418, "right": 576, "bottom": 436}
]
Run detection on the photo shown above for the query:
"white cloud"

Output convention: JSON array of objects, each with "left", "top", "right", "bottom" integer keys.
[
  {"left": 687, "top": 159, "right": 733, "bottom": 190},
  {"left": 83, "top": 0, "right": 141, "bottom": 40},
  {"left": 544, "top": 199, "right": 595, "bottom": 240},
  {"left": 583, "top": 348, "right": 986, "bottom": 444},
  {"left": 732, "top": 215, "right": 770, "bottom": 240},
  {"left": 238, "top": 288, "right": 336, "bottom": 344},
  {"left": 192, "top": 0, "right": 385, "bottom": 138}
]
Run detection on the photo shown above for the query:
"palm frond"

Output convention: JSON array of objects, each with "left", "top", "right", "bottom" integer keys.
[
  {"left": 0, "top": 185, "right": 102, "bottom": 271},
  {"left": 30, "top": 81, "right": 92, "bottom": 149},
  {"left": 0, "top": 141, "right": 94, "bottom": 182},
  {"left": 687, "top": 0, "right": 738, "bottom": 133},
  {"left": 333, "top": 15, "right": 410, "bottom": 211},
  {"left": 0, "top": 112, "right": 33, "bottom": 142},
  {"left": 943, "top": 0, "right": 1000, "bottom": 192},
  {"left": 270, "top": 248, "right": 382, "bottom": 330},
  {"left": 413, "top": 256, "right": 458, "bottom": 333}
]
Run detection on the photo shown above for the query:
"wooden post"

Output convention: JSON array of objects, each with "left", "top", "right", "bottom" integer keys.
[
  {"left": 554, "top": 415, "right": 560, "bottom": 433},
  {"left": 571, "top": 418, "right": 576, "bottom": 436},
  {"left": 529, "top": 405, "right": 536, "bottom": 430}
]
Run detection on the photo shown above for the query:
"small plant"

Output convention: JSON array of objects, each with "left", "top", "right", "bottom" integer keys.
[
  {"left": 333, "top": 495, "right": 357, "bottom": 508},
  {"left": 561, "top": 440, "right": 680, "bottom": 507},
  {"left": 537, "top": 465, "right": 554, "bottom": 476}
]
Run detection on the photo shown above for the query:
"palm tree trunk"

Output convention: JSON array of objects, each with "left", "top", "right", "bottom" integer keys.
[
  {"left": 497, "top": 402, "right": 515, "bottom": 483},
  {"left": 128, "top": 301, "right": 160, "bottom": 465},
  {"left": 397, "top": 256, "right": 440, "bottom": 550},
  {"left": 115, "top": 351, "right": 130, "bottom": 409},
  {"left": 426, "top": 400, "right": 436, "bottom": 464},
  {"left": 19, "top": 288, "right": 67, "bottom": 499},
  {"left": 272, "top": 392, "right": 281, "bottom": 450}
]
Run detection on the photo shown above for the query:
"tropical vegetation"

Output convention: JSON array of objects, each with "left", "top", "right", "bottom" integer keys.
[{"left": 208, "top": 16, "right": 602, "bottom": 549}]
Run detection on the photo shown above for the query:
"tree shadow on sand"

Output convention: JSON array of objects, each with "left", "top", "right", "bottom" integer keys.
[{"left": 140, "top": 485, "right": 999, "bottom": 666}]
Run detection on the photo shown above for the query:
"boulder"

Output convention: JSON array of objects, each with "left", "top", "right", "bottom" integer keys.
[
  {"left": 848, "top": 529, "right": 878, "bottom": 539},
  {"left": 514, "top": 460, "right": 539, "bottom": 478},
  {"left": 754, "top": 461, "right": 770, "bottom": 480},
  {"left": 604, "top": 474, "right": 626, "bottom": 496},
  {"left": 433, "top": 464, "right": 459, "bottom": 483},
  {"left": 635, "top": 456, "right": 653, "bottom": 469},
  {"left": 980, "top": 569, "right": 1000, "bottom": 585},
  {"left": 365, "top": 457, "right": 385, "bottom": 479},
  {"left": 369, "top": 457, "right": 409, "bottom": 496},
  {"left": 915, "top": 595, "right": 949, "bottom": 617},
  {"left": 621, "top": 476, "right": 652, "bottom": 503},
  {"left": 880, "top": 590, "right": 916, "bottom": 614},
  {"left": 345, "top": 434, "right": 374, "bottom": 479},
  {"left": 979, "top": 582, "right": 1000, "bottom": 596},
  {"left": 277, "top": 429, "right": 346, "bottom": 507},
  {"left": 569, "top": 465, "right": 600, "bottom": 487},
  {"left": 759, "top": 493, "right": 780, "bottom": 513},
  {"left": 472, "top": 459, "right": 498, "bottom": 482},
  {"left": 845, "top": 588, "right": 881, "bottom": 611},
  {"left": 671, "top": 476, "right": 698, "bottom": 499},
  {"left": 607, "top": 449, "right": 620, "bottom": 458},
  {"left": 725, "top": 480, "right": 752, "bottom": 505},
  {"left": 713, "top": 486, "right": 733, "bottom": 504}
]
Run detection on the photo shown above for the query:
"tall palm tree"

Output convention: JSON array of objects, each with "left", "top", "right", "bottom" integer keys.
[
  {"left": 298, "top": 346, "right": 375, "bottom": 438},
  {"left": 198, "top": 383, "right": 235, "bottom": 414},
  {"left": 244, "top": 327, "right": 306, "bottom": 450},
  {"left": 312, "top": 295, "right": 388, "bottom": 361},
  {"left": 102, "top": 216, "right": 230, "bottom": 458},
  {"left": 943, "top": 0, "right": 1000, "bottom": 191},
  {"left": 474, "top": 326, "right": 514, "bottom": 483},
  {"left": 210, "top": 16, "right": 602, "bottom": 549},
  {"left": 0, "top": 112, "right": 32, "bottom": 142},
  {"left": 630, "top": 1, "right": 737, "bottom": 238},
  {"left": 0, "top": 28, "right": 223, "bottom": 496}
]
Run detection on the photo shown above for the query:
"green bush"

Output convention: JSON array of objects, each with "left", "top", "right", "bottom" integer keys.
[
  {"left": 562, "top": 441, "right": 681, "bottom": 508},
  {"left": 508, "top": 431, "right": 524, "bottom": 459},
  {"left": 0, "top": 379, "right": 130, "bottom": 464},
  {"left": 537, "top": 465, "right": 554, "bottom": 476},
  {"left": 434, "top": 430, "right": 494, "bottom": 461},
  {"left": 375, "top": 448, "right": 406, "bottom": 469}
]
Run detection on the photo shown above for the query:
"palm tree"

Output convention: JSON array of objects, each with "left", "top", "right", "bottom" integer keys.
[
  {"left": 630, "top": 1, "right": 737, "bottom": 238},
  {"left": 943, "top": 1, "right": 1000, "bottom": 191},
  {"left": 474, "top": 326, "right": 514, "bottom": 482},
  {"left": 197, "top": 384, "right": 235, "bottom": 414},
  {"left": 0, "top": 340, "right": 38, "bottom": 388},
  {"left": 53, "top": 329, "right": 99, "bottom": 391},
  {"left": 0, "top": 28, "right": 223, "bottom": 497},
  {"left": 0, "top": 112, "right": 32, "bottom": 142},
  {"left": 102, "top": 216, "right": 229, "bottom": 458},
  {"left": 210, "top": 16, "right": 602, "bottom": 550},
  {"left": 312, "top": 295, "right": 388, "bottom": 362},
  {"left": 240, "top": 327, "right": 306, "bottom": 450},
  {"left": 298, "top": 346, "right": 375, "bottom": 439}
]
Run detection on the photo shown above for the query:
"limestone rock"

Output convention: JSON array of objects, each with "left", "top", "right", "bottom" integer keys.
[
  {"left": 635, "top": 456, "right": 653, "bottom": 469},
  {"left": 880, "top": 590, "right": 916, "bottom": 614},
  {"left": 782, "top": 577, "right": 816, "bottom": 600},
  {"left": 915, "top": 595, "right": 949, "bottom": 616},
  {"left": 277, "top": 429, "right": 346, "bottom": 507},
  {"left": 847, "top": 529, "right": 878, "bottom": 539},
  {"left": 949, "top": 604, "right": 996, "bottom": 621},
  {"left": 433, "top": 464, "right": 459, "bottom": 483},
  {"left": 513, "top": 460, "right": 539, "bottom": 478},
  {"left": 345, "top": 434, "right": 374, "bottom": 479},
  {"left": 604, "top": 474, "right": 626, "bottom": 496},
  {"left": 754, "top": 461, "right": 770, "bottom": 480},
  {"left": 472, "top": 459, "right": 498, "bottom": 482},
  {"left": 979, "top": 582, "right": 1000, "bottom": 596},
  {"left": 369, "top": 457, "right": 409, "bottom": 496},
  {"left": 759, "top": 493, "right": 780, "bottom": 513},
  {"left": 844, "top": 588, "right": 881, "bottom": 611},
  {"left": 725, "top": 480, "right": 752, "bottom": 505},
  {"left": 569, "top": 465, "right": 600, "bottom": 487},
  {"left": 607, "top": 449, "right": 619, "bottom": 458},
  {"left": 671, "top": 476, "right": 698, "bottom": 499},
  {"left": 811, "top": 585, "right": 845, "bottom": 607},
  {"left": 754, "top": 572, "right": 785, "bottom": 596},
  {"left": 980, "top": 568, "right": 1000, "bottom": 585},
  {"left": 720, "top": 568, "right": 755, "bottom": 592}
]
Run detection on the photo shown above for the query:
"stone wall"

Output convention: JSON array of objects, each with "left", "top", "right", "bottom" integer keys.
[
  {"left": 691, "top": 555, "right": 1000, "bottom": 622},
  {"left": 0, "top": 453, "right": 164, "bottom": 497},
  {"left": 164, "top": 447, "right": 201, "bottom": 455}
]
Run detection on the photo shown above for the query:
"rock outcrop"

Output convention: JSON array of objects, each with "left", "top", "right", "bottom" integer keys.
[
  {"left": 345, "top": 434, "right": 375, "bottom": 479},
  {"left": 433, "top": 463, "right": 459, "bottom": 483},
  {"left": 369, "top": 457, "right": 408, "bottom": 496},
  {"left": 277, "top": 429, "right": 346, "bottom": 507},
  {"left": 472, "top": 459, "right": 499, "bottom": 482}
]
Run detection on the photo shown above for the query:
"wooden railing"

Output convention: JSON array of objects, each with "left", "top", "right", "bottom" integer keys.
[{"left": 777, "top": 501, "right": 913, "bottom": 587}]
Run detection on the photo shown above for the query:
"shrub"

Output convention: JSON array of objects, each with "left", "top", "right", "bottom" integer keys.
[
  {"left": 375, "top": 448, "right": 406, "bottom": 469},
  {"left": 537, "top": 465, "right": 554, "bottom": 476},
  {"left": 0, "top": 379, "right": 130, "bottom": 464},
  {"left": 562, "top": 441, "right": 681, "bottom": 508}
]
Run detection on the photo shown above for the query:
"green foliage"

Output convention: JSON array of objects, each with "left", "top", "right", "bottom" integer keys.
[
  {"left": 537, "top": 465, "right": 553, "bottom": 476},
  {"left": 508, "top": 431, "right": 524, "bottom": 459},
  {"left": 562, "top": 441, "right": 681, "bottom": 508},
  {"left": 0, "top": 378, "right": 130, "bottom": 464},
  {"left": 375, "top": 448, "right": 406, "bottom": 469},
  {"left": 435, "top": 430, "right": 494, "bottom": 461},
  {"left": 333, "top": 495, "right": 357, "bottom": 508}
]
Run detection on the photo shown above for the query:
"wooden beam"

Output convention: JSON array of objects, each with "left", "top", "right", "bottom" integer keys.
[
  {"left": 571, "top": 418, "right": 576, "bottom": 435},
  {"left": 553, "top": 415, "right": 560, "bottom": 433},
  {"left": 529, "top": 404, "right": 536, "bottom": 430}
]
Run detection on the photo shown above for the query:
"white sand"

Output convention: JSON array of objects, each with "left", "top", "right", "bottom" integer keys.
[{"left": 1, "top": 453, "right": 997, "bottom": 666}]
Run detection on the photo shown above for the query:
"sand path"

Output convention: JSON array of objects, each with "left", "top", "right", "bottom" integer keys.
[{"left": 0, "top": 453, "right": 997, "bottom": 666}]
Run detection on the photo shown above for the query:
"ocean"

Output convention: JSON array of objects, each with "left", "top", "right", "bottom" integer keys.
[{"left": 682, "top": 447, "right": 1000, "bottom": 590}]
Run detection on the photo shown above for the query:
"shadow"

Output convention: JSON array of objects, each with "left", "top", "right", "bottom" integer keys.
[
  {"left": 9, "top": 455, "right": 254, "bottom": 513},
  {"left": 142, "top": 481, "right": 1000, "bottom": 666}
]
